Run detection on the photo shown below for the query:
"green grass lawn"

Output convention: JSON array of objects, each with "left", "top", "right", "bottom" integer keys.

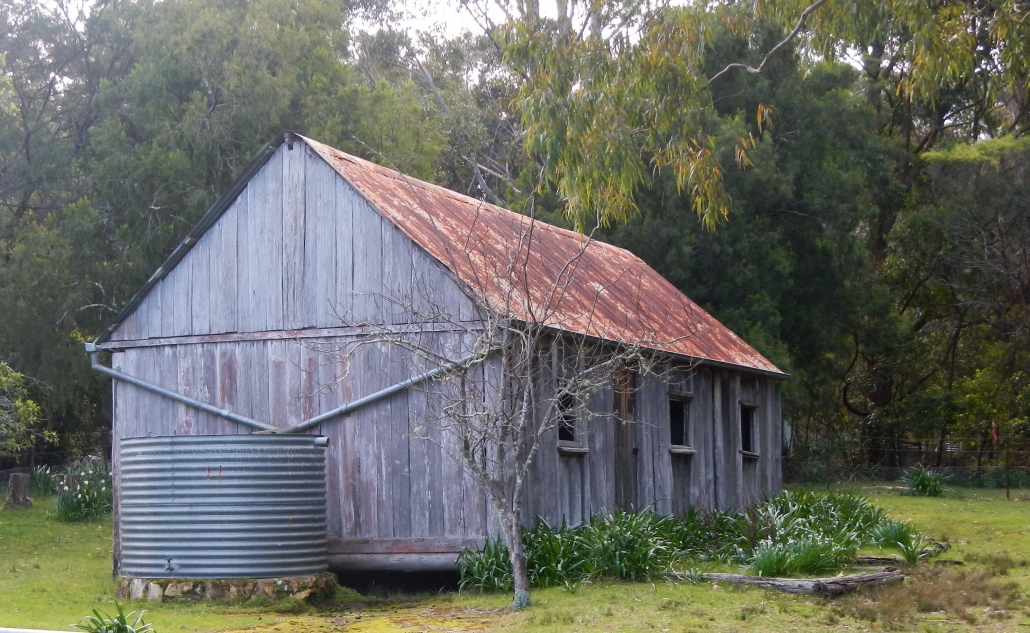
[
  {"left": 3, "top": 486, "right": 1029, "bottom": 632},
  {"left": 0, "top": 496, "right": 272, "bottom": 632}
]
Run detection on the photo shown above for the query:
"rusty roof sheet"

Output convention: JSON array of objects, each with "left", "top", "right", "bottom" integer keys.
[{"left": 304, "top": 136, "right": 783, "bottom": 376}]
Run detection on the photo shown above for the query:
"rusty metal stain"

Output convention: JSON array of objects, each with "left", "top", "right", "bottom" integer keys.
[{"left": 302, "top": 136, "right": 783, "bottom": 376}]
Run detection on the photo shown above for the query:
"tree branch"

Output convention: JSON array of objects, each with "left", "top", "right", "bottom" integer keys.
[{"left": 708, "top": 0, "right": 831, "bottom": 84}]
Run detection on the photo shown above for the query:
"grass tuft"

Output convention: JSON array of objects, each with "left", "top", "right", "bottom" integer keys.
[{"left": 903, "top": 465, "right": 952, "bottom": 497}]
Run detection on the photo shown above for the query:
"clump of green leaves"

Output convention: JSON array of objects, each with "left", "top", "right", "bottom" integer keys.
[
  {"left": 903, "top": 465, "right": 951, "bottom": 497},
  {"left": 458, "top": 536, "right": 516, "bottom": 592},
  {"left": 871, "top": 519, "right": 928, "bottom": 564},
  {"left": 57, "top": 459, "right": 113, "bottom": 521},
  {"left": 75, "top": 604, "right": 152, "bottom": 633},
  {"left": 31, "top": 464, "right": 59, "bottom": 496},
  {"left": 459, "top": 491, "right": 915, "bottom": 590}
]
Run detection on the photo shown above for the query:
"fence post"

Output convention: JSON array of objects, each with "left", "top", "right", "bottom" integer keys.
[{"left": 1005, "top": 438, "right": 1010, "bottom": 501}]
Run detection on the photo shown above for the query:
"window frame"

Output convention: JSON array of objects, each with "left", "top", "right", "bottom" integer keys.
[
  {"left": 668, "top": 390, "right": 695, "bottom": 455},
  {"left": 553, "top": 339, "right": 588, "bottom": 455},
  {"left": 739, "top": 401, "right": 759, "bottom": 459}
]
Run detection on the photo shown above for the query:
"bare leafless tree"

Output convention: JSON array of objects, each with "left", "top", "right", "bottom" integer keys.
[{"left": 308, "top": 201, "right": 693, "bottom": 607}]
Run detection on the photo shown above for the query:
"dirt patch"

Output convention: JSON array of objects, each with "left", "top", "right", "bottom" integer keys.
[
  {"left": 225, "top": 603, "right": 503, "bottom": 633},
  {"left": 835, "top": 564, "right": 1023, "bottom": 629}
]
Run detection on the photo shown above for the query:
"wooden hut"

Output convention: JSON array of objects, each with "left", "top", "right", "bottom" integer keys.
[{"left": 93, "top": 133, "right": 786, "bottom": 573}]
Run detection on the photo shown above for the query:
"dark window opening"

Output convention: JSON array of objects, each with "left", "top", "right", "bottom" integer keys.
[
  {"left": 740, "top": 405, "right": 755, "bottom": 453},
  {"left": 558, "top": 391, "right": 576, "bottom": 442},
  {"left": 669, "top": 398, "right": 690, "bottom": 447}
]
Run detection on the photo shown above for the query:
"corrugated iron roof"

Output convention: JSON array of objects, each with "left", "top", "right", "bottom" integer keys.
[
  {"left": 96, "top": 132, "right": 782, "bottom": 376},
  {"left": 303, "top": 136, "right": 783, "bottom": 376}
]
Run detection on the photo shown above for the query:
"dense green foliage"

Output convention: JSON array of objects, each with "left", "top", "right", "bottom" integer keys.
[
  {"left": 458, "top": 491, "right": 919, "bottom": 590},
  {"left": 0, "top": 361, "right": 49, "bottom": 459},
  {"left": 0, "top": 0, "right": 1026, "bottom": 485}
]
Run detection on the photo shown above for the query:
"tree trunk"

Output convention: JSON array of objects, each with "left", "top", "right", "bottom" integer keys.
[
  {"left": 501, "top": 509, "right": 531, "bottom": 608},
  {"left": 4, "top": 473, "right": 33, "bottom": 509}
]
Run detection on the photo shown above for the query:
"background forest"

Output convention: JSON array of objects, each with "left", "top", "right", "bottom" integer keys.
[{"left": 1, "top": 0, "right": 1028, "bottom": 481}]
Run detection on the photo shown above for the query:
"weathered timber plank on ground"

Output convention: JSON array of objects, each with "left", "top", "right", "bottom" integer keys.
[{"left": 685, "top": 569, "right": 905, "bottom": 597}]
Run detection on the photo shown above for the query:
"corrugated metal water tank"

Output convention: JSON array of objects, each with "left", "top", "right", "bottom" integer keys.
[{"left": 118, "top": 434, "right": 328, "bottom": 578}]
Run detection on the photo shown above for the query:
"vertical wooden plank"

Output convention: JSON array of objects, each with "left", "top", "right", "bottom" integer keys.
[
  {"left": 216, "top": 343, "right": 240, "bottom": 435},
  {"left": 134, "top": 296, "right": 149, "bottom": 341},
  {"left": 426, "top": 386, "right": 447, "bottom": 537},
  {"left": 280, "top": 340, "right": 304, "bottom": 428},
  {"left": 190, "top": 233, "right": 211, "bottom": 336},
  {"left": 115, "top": 312, "right": 138, "bottom": 342},
  {"left": 634, "top": 374, "right": 655, "bottom": 511},
  {"left": 350, "top": 344, "right": 379, "bottom": 539},
  {"left": 334, "top": 178, "right": 355, "bottom": 326},
  {"left": 249, "top": 342, "right": 271, "bottom": 431},
  {"left": 728, "top": 374, "right": 742, "bottom": 510},
  {"left": 266, "top": 340, "right": 288, "bottom": 429},
  {"left": 218, "top": 200, "right": 239, "bottom": 334},
  {"left": 772, "top": 380, "right": 783, "bottom": 494},
  {"left": 145, "top": 282, "right": 162, "bottom": 339},
  {"left": 306, "top": 150, "right": 338, "bottom": 328},
  {"left": 711, "top": 371, "right": 725, "bottom": 511},
  {"left": 389, "top": 347, "right": 412, "bottom": 538},
  {"left": 197, "top": 345, "right": 222, "bottom": 436},
  {"left": 352, "top": 196, "right": 384, "bottom": 325},
  {"left": 382, "top": 221, "right": 414, "bottom": 325},
  {"left": 531, "top": 351, "right": 559, "bottom": 525},
  {"left": 169, "top": 255, "right": 193, "bottom": 337},
  {"left": 315, "top": 338, "right": 344, "bottom": 537},
  {"left": 175, "top": 345, "right": 197, "bottom": 435},
  {"left": 408, "top": 385, "right": 431, "bottom": 539},
  {"left": 159, "top": 271, "right": 175, "bottom": 338},
  {"left": 587, "top": 385, "right": 614, "bottom": 517},
  {"left": 460, "top": 365, "right": 486, "bottom": 536},
  {"left": 652, "top": 372, "right": 672, "bottom": 515},
  {"left": 247, "top": 149, "right": 284, "bottom": 332},
  {"left": 282, "top": 143, "right": 307, "bottom": 330},
  {"left": 327, "top": 340, "right": 358, "bottom": 538},
  {"left": 374, "top": 386, "right": 395, "bottom": 539},
  {"left": 235, "top": 189, "right": 254, "bottom": 333}
]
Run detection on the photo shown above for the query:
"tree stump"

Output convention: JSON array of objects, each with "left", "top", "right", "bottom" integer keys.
[{"left": 3, "top": 472, "right": 33, "bottom": 509}]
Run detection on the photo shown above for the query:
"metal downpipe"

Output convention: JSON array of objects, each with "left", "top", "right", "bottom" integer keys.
[
  {"left": 87, "top": 346, "right": 275, "bottom": 432},
  {"left": 87, "top": 344, "right": 493, "bottom": 434}
]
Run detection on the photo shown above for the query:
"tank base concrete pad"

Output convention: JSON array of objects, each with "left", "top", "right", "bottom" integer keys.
[{"left": 116, "top": 573, "right": 339, "bottom": 604}]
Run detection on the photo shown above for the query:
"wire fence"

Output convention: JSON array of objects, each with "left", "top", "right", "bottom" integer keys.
[{"left": 785, "top": 435, "right": 1030, "bottom": 489}]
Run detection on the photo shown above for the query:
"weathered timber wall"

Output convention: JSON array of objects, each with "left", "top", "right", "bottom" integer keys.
[{"left": 109, "top": 143, "right": 473, "bottom": 342}]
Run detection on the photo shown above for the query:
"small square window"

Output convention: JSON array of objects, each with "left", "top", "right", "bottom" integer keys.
[{"left": 669, "top": 398, "right": 691, "bottom": 447}]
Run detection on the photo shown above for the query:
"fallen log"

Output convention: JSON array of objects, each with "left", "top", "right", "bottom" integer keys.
[
  {"left": 919, "top": 540, "right": 950, "bottom": 560},
  {"left": 687, "top": 568, "right": 904, "bottom": 597},
  {"left": 854, "top": 556, "right": 902, "bottom": 565}
]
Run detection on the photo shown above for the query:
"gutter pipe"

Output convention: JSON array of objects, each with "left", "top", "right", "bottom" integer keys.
[
  {"left": 269, "top": 349, "right": 493, "bottom": 435},
  {"left": 87, "top": 346, "right": 275, "bottom": 432},
  {"left": 87, "top": 344, "right": 491, "bottom": 434}
]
